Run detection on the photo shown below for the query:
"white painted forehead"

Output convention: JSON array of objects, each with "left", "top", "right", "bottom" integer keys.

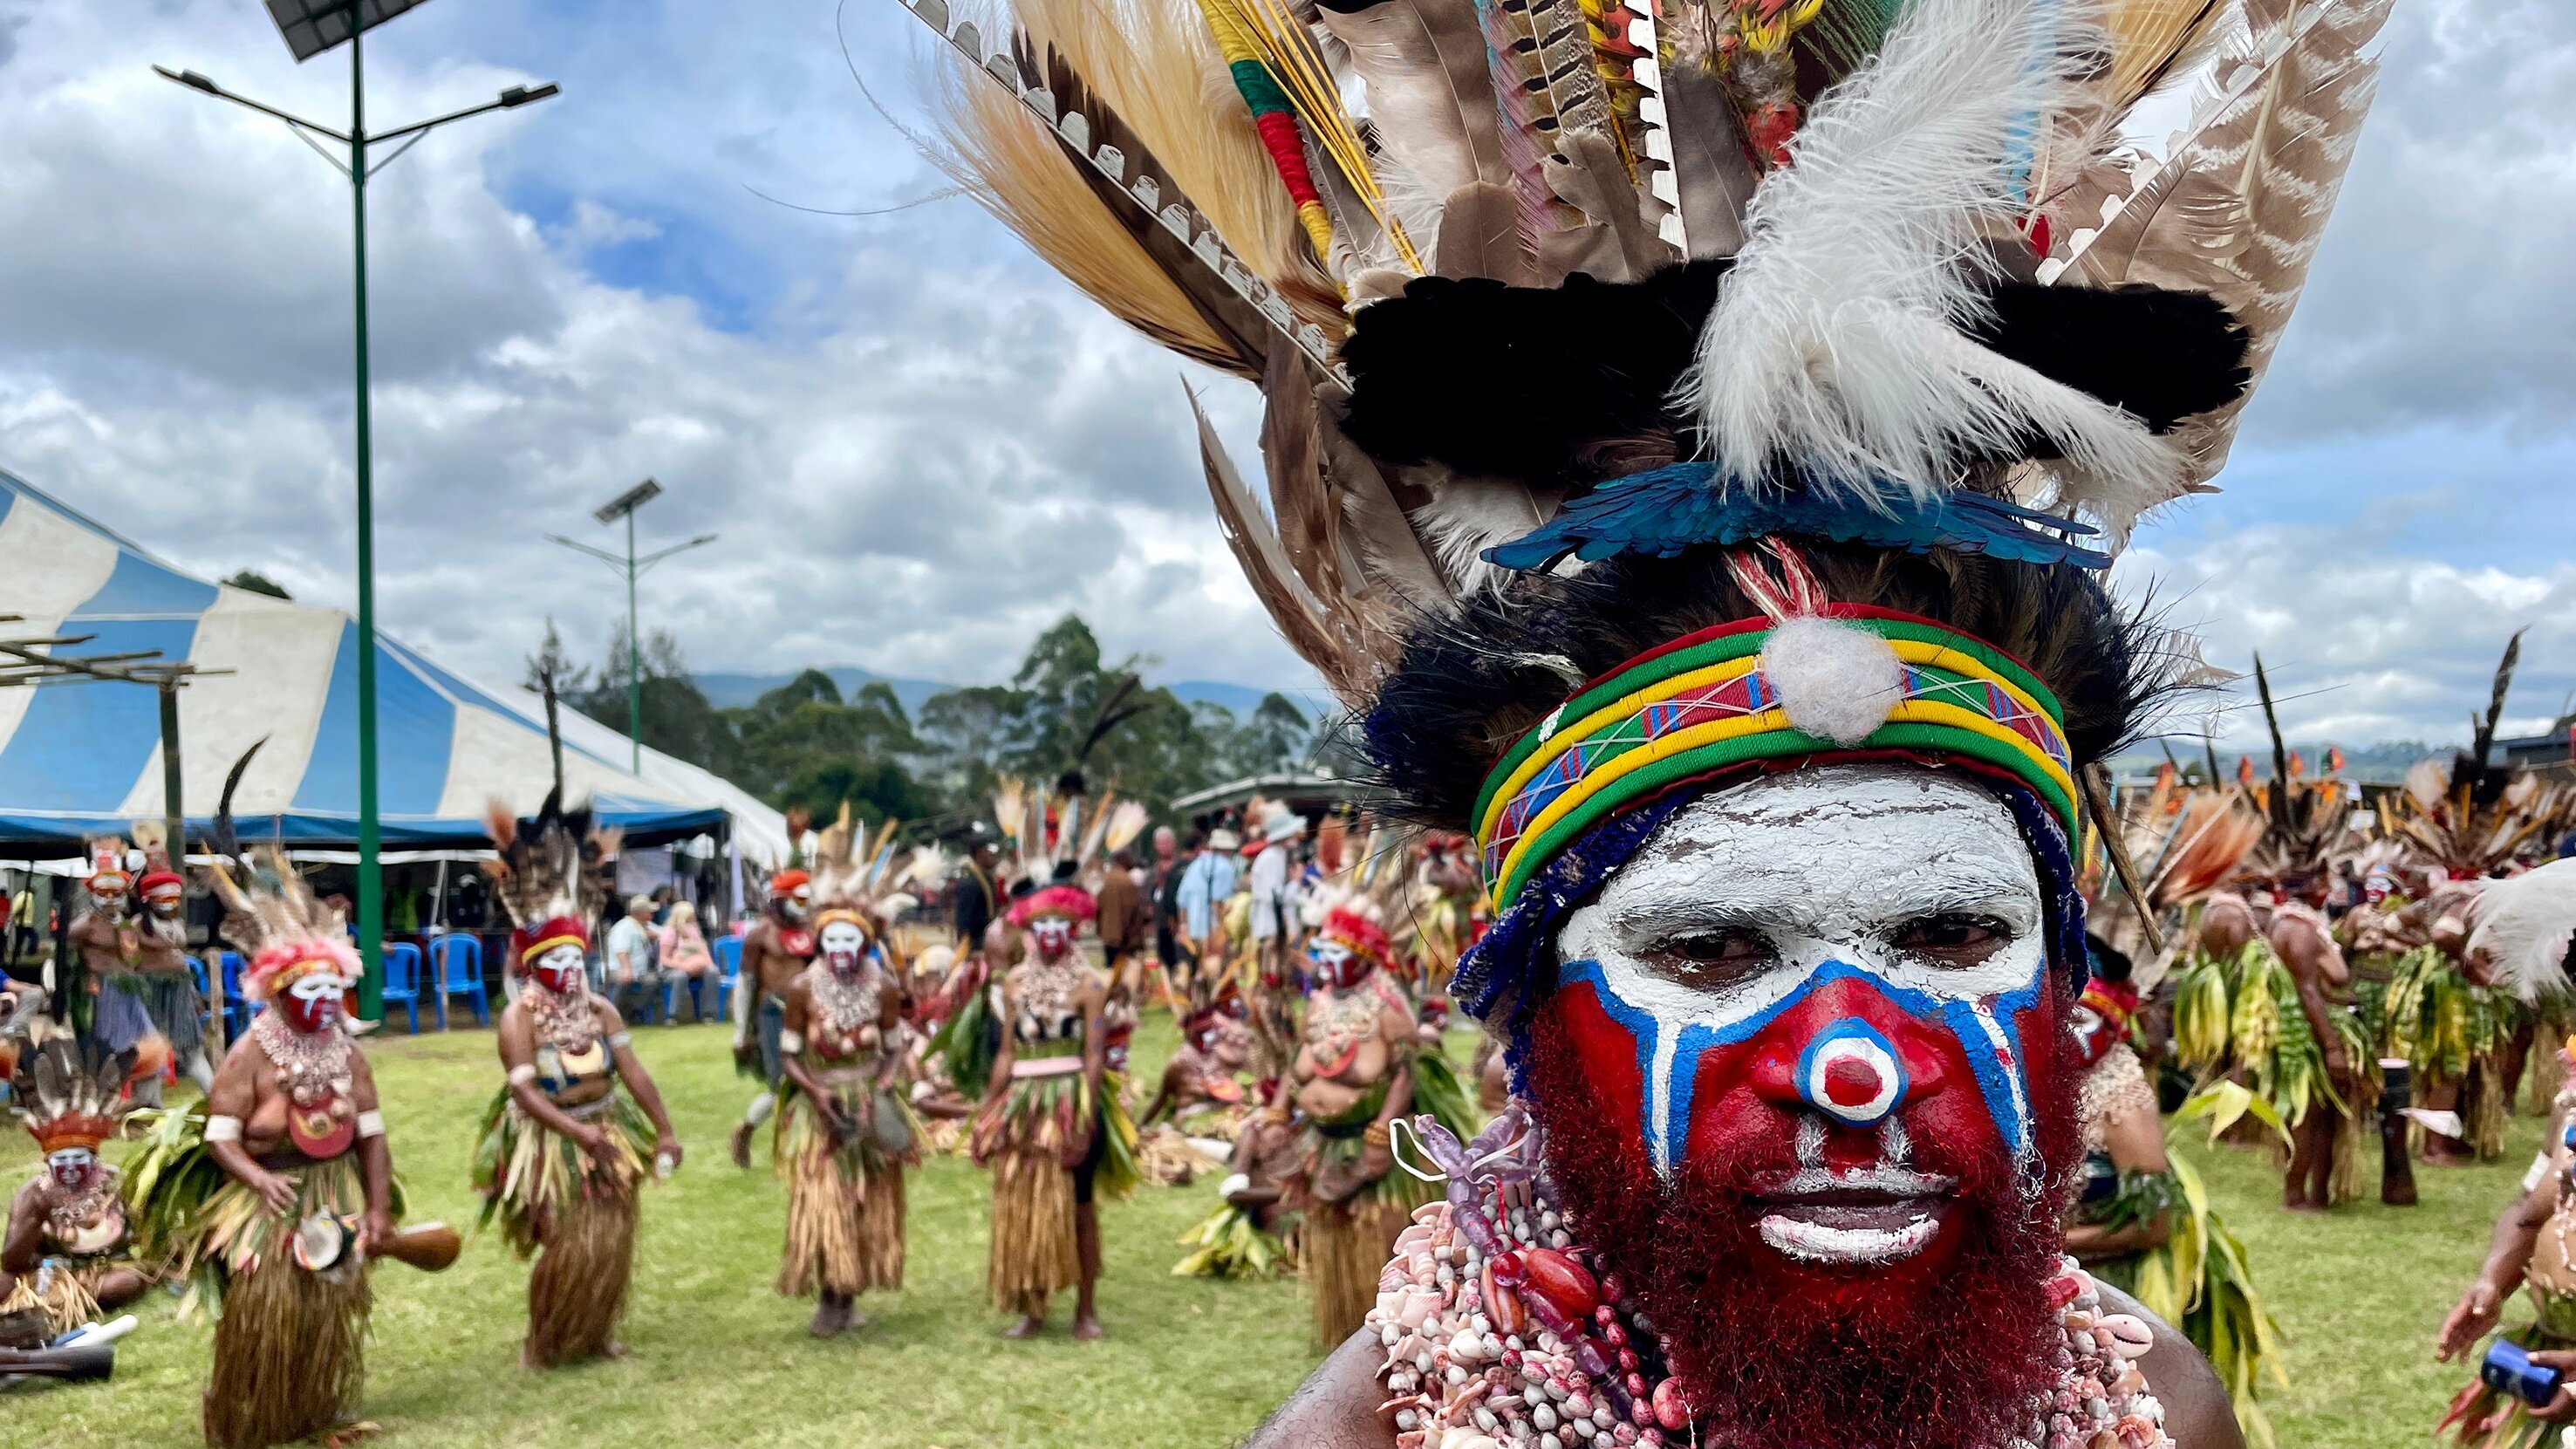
[{"left": 1587, "top": 763, "right": 2040, "bottom": 922}]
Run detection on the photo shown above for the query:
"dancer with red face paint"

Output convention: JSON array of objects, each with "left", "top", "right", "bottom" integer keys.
[
  {"left": 730, "top": 869, "right": 818, "bottom": 1167},
  {"left": 473, "top": 798, "right": 683, "bottom": 1369},
  {"left": 161, "top": 844, "right": 454, "bottom": 1448},
  {"left": 910, "top": 0, "right": 2387, "bottom": 1435},
  {"left": 974, "top": 883, "right": 1137, "bottom": 1339}
]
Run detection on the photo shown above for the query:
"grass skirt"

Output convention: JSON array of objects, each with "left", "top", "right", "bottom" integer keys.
[
  {"left": 775, "top": 1083, "right": 913, "bottom": 1299},
  {"left": 195, "top": 1157, "right": 373, "bottom": 1449},
  {"left": 470, "top": 1087, "right": 653, "bottom": 1366},
  {"left": 0, "top": 1259, "right": 106, "bottom": 1342},
  {"left": 1303, "top": 1193, "right": 1411, "bottom": 1347},
  {"left": 1172, "top": 1200, "right": 1291, "bottom": 1280},
  {"left": 986, "top": 1146, "right": 1079, "bottom": 1311}
]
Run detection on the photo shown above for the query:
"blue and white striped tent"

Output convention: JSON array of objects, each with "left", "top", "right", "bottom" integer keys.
[{"left": 0, "top": 470, "right": 786, "bottom": 859}]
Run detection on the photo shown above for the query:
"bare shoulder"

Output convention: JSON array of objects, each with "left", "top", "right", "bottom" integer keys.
[
  {"left": 2097, "top": 1283, "right": 2243, "bottom": 1449},
  {"left": 1242, "top": 1330, "right": 1390, "bottom": 1449}
]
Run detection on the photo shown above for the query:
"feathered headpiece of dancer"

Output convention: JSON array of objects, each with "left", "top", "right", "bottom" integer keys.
[
  {"left": 2386, "top": 632, "right": 2573, "bottom": 880},
  {"left": 2467, "top": 859, "right": 2576, "bottom": 1007},
  {"left": 911, "top": 0, "right": 2387, "bottom": 1018},
  {"left": 12, "top": 1036, "right": 133, "bottom": 1156},
  {"left": 196, "top": 742, "right": 361, "bottom": 1001},
  {"left": 2236, "top": 654, "right": 2354, "bottom": 887},
  {"left": 484, "top": 792, "right": 621, "bottom": 968}
]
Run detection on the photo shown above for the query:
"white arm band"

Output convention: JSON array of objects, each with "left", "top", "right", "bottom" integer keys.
[
  {"left": 606, "top": 1030, "right": 632, "bottom": 1049},
  {"left": 204, "top": 1115, "right": 243, "bottom": 1143},
  {"left": 2526, "top": 1150, "right": 2554, "bottom": 1194},
  {"left": 778, "top": 1029, "right": 804, "bottom": 1054},
  {"left": 507, "top": 1064, "right": 538, "bottom": 1086},
  {"left": 356, "top": 1111, "right": 386, "bottom": 1139}
]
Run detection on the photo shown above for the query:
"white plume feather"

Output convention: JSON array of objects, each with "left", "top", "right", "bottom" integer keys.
[
  {"left": 2469, "top": 860, "right": 2576, "bottom": 1007},
  {"left": 1677, "top": 0, "right": 2184, "bottom": 544}
]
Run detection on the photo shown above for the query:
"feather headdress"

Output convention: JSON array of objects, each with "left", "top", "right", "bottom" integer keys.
[
  {"left": 12, "top": 1036, "right": 132, "bottom": 1155},
  {"left": 912, "top": 0, "right": 2381, "bottom": 707},
  {"left": 2384, "top": 633, "right": 2573, "bottom": 880},
  {"left": 2466, "top": 859, "right": 2576, "bottom": 1007},
  {"left": 483, "top": 789, "right": 621, "bottom": 964}
]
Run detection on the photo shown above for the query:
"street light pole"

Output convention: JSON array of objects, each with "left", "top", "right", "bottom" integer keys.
[
  {"left": 546, "top": 481, "right": 717, "bottom": 775},
  {"left": 155, "top": 40, "right": 558, "bottom": 1022},
  {"left": 349, "top": 23, "right": 384, "bottom": 1021}
]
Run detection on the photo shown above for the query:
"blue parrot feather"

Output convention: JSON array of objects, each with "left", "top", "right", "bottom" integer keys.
[{"left": 1481, "top": 464, "right": 2111, "bottom": 572}]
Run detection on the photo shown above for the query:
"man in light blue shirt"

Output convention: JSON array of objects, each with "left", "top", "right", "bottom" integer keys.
[{"left": 1175, "top": 828, "right": 1240, "bottom": 965}]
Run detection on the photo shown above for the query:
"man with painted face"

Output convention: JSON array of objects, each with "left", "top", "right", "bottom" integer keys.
[
  {"left": 474, "top": 797, "right": 684, "bottom": 1370},
  {"left": 730, "top": 868, "right": 818, "bottom": 1167},
  {"left": 774, "top": 892, "right": 916, "bottom": 1337},
  {"left": 974, "top": 883, "right": 1135, "bottom": 1341},
  {"left": 1, "top": 1036, "right": 149, "bottom": 1346},
  {"left": 914, "top": 0, "right": 2385, "bottom": 1432}
]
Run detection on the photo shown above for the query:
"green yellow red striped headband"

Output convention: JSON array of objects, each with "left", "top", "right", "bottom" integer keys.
[{"left": 1472, "top": 604, "right": 2077, "bottom": 911}]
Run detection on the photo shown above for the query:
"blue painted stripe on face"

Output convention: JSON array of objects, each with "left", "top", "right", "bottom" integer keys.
[{"left": 1555, "top": 959, "right": 2048, "bottom": 1170}]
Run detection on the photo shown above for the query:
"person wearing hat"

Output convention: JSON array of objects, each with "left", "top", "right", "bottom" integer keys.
[
  {"left": 64, "top": 840, "right": 167, "bottom": 1085},
  {"left": 128, "top": 858, "right": 215, "bottom": 1097},
  {"left": 603, "top": 894, "right": 665, "bottom": 1027},
  {"left": 728, "top": 869, "right": 818, "bottom": 1168},
  {"left": 1246, "top": 809, "right": 1308, "bottom": 998},
  {"left": 1177, "top": 828, "right": 1240, "bottom": 991}
]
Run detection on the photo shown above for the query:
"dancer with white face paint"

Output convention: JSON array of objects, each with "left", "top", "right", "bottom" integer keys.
[
  {"left": 771, "top": 816, "right": 919, "bottom": 1337},
  {"left": 1, "top": 1038, "right": 151, "bottom": 1345},
  {"left": 475, "top": 800, "right": 684, "bottom": 1369},
  {"left": 907, "top": 0, "right": 2388, "bottom": 1432}
]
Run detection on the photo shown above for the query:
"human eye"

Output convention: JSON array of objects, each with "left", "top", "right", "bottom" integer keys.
[
  {"left": 1889, "top": 912, "right": 2017, "bottom": 967},
  {"left": 1642, "top": 926, "right": 1779, "bottom": 989}
]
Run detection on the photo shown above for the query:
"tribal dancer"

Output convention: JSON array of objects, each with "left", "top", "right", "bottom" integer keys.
[
  {"left": 923, "top": 0, "right": 2387, "bottom": 1431},
  {"left": 65, "top": 843, "right": 169, "bottom": 1087},
  {"left": 168, "top": 846, "right": 450, "bottom": 1448},
  {"left": 730, "top": 869, "right": 817, "bottom": 1167},
  {"left": 1285, "top": 906, "right": 1470, "bottom": 1346},
  {"left": 774, "top": 818, "right": 917, "bottom": 1337},
  {"left": 2436, "top": 859, "right": 2576, "bottom": 1443},
  {"left": 129, "top": 842, "right": 215, "bottom": 1097},
  {"left": 1, "top": 1038, "right": 148, "bottom": 1345},
  {"left": 474, "top": 799, "right": 683, "bottom": 1369},
  {"left": 973, "top": 883, "right": 1135, "bottom": 1340}
]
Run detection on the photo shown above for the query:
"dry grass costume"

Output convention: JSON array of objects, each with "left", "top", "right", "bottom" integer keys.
[
  {"left": 472, "top": 797, "right": 682, "bottom": 1369},
  {"left": 772, "top": 810, "right": 920, "bottom": 1336},
  {"left": 131, "top": 844, "right": 455, "bottom": 1448}
]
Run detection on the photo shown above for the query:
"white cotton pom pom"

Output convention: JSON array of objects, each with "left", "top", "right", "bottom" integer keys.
[{"left": 1760, "top": 616, "right": 1906, "bottom": 748}]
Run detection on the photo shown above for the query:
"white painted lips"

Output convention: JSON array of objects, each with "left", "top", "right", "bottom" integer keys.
[{"left": 1749, "top": 1164, "right": 1958, "bottom": 1266}]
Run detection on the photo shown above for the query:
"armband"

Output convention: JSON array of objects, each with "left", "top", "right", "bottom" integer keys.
[
  {"left": 356, "top": 1111, "right": 386, "bottom": 1139},
  {"left": 204, "top": 1115, "right": 243, "bottom": 1143},
  {"left": 606, "top": 1030, "right": 632, "bottom": 1049},
  {"left": 507, "top": 1064, "right": 538, "bottom": 1086},
  {"left": 1362, "top": 1119, "right": 1392, "bottom": 1150},
  {"left": 2526, "top": 1150, "right": 2554, "bottom": 1194},
  {"left": 778, "top": 1029, "right": 805, "bottom": 1054}
]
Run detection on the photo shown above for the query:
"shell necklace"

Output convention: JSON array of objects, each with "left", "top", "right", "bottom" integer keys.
[
  {"left": 251, "top": 1009, "right": 352, "bottom": 1108},
  {"left": 45, "top": 1167, "right": 121, "bottom": 1243},
  {"left": 810, "top": 961, "right": 884, "bottom": 1035},
  {"left": 1372, "top": 1108, "right": 2176, "bottom": 1449},
  {"left": 1305, "top": 982, "right": 1385, "bottom": 1064},
  {"left": 520, "top": 980, "right": 600, "bottom": 1056}
]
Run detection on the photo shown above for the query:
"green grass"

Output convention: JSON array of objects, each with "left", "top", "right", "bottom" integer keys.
[{"left": 5, "top": 1022, "right": 2532, "bottom": 1448}]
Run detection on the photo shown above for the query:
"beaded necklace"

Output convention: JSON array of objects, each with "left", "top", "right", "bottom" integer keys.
[
  {"left": 520, "top": 981, "right": 601, "bottom": 1056},
  {"left": 251, "top": 1009, "right": 352, "bottom": 1109},
  {"left": 1373, "top": 1110, "right": 2175, "bottom": 1449},
  {"left": 44, "top": 1166, "right": 121, "bottom": 1243},
  {"left": 809, "top": 961, "right": 884, "bottom": 1036},
  {"left": 1013, "top": 953, "right": 1090, "bottom": 1041}
]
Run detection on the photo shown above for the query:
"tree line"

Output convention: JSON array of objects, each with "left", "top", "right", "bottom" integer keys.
[{"left": 524, "top": 613, "right": 1315, "bottom": 830}]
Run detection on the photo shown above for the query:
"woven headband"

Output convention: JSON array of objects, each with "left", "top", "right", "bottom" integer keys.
[{"left": 1472, "top": 605, "right": 2077, "bottom": 910}]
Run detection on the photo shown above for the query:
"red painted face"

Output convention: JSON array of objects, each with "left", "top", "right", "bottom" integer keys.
[
  {"left": 279, "top": 966, "right": 345, "bottom": 1035},
  {"left": 530, "top": 942, "right": 586, "bottom": 995},
  {"left": 1513, "top": 768, "right": 2081, "bottom": 1449},
  {"left": 1028, "top": 917, "right": 1075, "bottom": 961},
  {"left": 1308, "top": 937, "right": 1372, "bottom": 989},
  {"left": 46, "top": 1149, "right": 97, "bottom": 1192}
]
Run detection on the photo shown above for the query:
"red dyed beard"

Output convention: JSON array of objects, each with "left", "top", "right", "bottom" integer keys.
[{"left": 1522, "top": 988, "right": 2083, "bottom": 1449}]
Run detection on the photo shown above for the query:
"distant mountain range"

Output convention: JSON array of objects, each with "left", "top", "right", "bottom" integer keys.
[
  {"left": 691, "top": 667, "right": 1309, "bottom": 720},
  {"left": 2105, "top": 738, "right": 2453, "bottom": 786}
]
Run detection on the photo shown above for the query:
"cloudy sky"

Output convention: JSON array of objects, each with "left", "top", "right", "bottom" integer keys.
[{"left": 0, "top": 0, "right": 2570, "bottom": 752}]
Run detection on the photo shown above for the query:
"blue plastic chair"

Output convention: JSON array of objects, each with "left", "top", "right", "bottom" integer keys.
[
  {"left": 217, "top": 951, "right": 253, "bottom": 1037},
  {"left": 186, "top": 955, "right": 210, "bottom": 1024},
  {"left": 430, "top": 933, "right": 489, "bottom": 1029},
  {"left": 713, "top": 934, "right": 744, "bottom": 1023},
  {"left": 379, "top": 942, "right": 423, "bottom": 1035}
]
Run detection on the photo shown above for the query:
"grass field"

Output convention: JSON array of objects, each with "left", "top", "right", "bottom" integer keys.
[{"left": 6, "top": 1018, "right": 2532, "bottom": 1448}]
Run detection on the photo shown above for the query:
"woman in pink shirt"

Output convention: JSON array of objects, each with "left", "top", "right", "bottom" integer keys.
[{"left": 659, "top": 899, "right": 718, "bottom": 1022}]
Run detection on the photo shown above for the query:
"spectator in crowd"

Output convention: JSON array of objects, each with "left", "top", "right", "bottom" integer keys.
[
  {"left": 953, "top": 839, "right": 1000, "bottom": 950},
  {"left": 1247, "top": 810, "right": 1305, "bottom": 982},
  {"left": 649, "top": 884, "right": 677, "bottom": 926},
  {"left": 1097, "top": 846, "right": 1149, "bottom": 992},
  {"left": 659, "top": 899, "right": 718, "bottom": 1022},
  {"left": 1177, "top": 826, "right": 1240, "bottom": 985},
  {"left": 1148, "top": 826, "right": 1185, "bottom": 986},
  {"left": 604, "top": 894, "right": 666, "bottom": 1023}
]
